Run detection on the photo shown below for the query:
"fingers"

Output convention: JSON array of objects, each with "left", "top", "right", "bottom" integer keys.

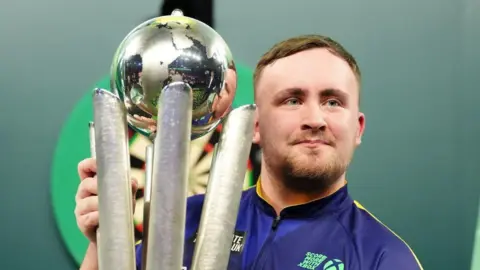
[
  {"left": 76, "top": 176, "right": 98, "bottom": 201},
  {"left": 78, "top": 158, "right": 97, "bottom": 180},
  {"left": 75, "top": 195, "right": 99, "bottom": 242},
  {"left": 75, "top": 196, "right": 98, "bottom": 216},
  {"left": 75, "top": 157, "right": 140, "bottom": 243},
  {"left": 80, "top": 211, "right": 99, "bottom": 235},
  {"left": 76, "top": 176, "right": 136, "bottom": 202}
]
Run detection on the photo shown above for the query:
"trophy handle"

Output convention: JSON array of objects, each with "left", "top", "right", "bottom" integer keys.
[
  {"left": 145, "top": 82, "right": 193, "bottom": 270},
  {"left": 191, "top": 104, "right": 256, "bottom": 270},
  {"left": 92, "top": 88, "right": 137, "bottom": 270}
]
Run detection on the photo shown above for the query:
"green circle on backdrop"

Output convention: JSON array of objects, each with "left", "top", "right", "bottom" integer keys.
[{"left": 50, "top": 63, "right": 254, "bottom": 265}]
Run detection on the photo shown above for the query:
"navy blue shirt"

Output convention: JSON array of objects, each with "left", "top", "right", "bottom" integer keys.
[{"left": 136, "top": 184, "right": 423, "bottom": 270}]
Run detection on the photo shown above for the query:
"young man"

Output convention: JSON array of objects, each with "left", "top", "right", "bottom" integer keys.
[{"left": 75, "top": 34, "right": 424, "bottom": 270}]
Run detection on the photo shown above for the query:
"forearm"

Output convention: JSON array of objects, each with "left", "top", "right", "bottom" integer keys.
[{"left": 80, "top": 243, "right": 98, "bottom": 270}]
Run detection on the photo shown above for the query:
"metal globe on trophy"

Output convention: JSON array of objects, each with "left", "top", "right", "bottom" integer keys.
[{"left": 89, "top": 9, "right": 255, "bottom": 270}]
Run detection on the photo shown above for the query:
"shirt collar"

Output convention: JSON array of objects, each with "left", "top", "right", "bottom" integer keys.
[{"left": 252, "top": 179, "right": 353, "bottom": 218}]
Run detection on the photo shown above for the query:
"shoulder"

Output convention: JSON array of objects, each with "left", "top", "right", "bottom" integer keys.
[{"left": 350, "top": 200, "right": 424, "bottom": 270}]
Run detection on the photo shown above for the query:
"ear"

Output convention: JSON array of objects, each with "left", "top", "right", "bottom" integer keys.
[
  {"left": 252, "top": 107, "right": 260, "bottom": 144},
  {"left": 355, "top": 112, "right": 366, "bottom": 146}
]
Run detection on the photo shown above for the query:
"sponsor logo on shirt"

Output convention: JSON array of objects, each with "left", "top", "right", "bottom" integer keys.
[
  {"left": 297, "top": 252, "right": 344, "bottom": 270},
  {"left": 191, "top": 230, "right": 246, "bottom": 254}
]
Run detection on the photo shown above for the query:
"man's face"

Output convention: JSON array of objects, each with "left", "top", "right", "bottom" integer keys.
[{"left": 253, "top": 48, "right": 365, "bottom": 192}]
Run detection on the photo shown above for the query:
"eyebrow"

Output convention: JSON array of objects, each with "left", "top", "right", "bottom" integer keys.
[
  {"left": 320, "top": 88, "right": 348, "bottom": 101},
  {"left": 273, "top": 87, "right": 348, "bottom": 101},
  {"left": 273, "top": 87, "right": 306, "bottom": 99}
]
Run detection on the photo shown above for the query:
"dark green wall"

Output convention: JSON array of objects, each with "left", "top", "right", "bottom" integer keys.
[{"left": 1, "top": 0, "right": 479, "bottom": 270}]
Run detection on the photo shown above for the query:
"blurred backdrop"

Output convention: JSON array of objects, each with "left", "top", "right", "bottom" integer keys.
[{"left": 1, "top": 0, "right": 479, "bottom": 269}]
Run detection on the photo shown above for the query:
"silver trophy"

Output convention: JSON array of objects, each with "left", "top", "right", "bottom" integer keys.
[{"left": 89, "top": 9, "right": 255, "bottom": 270}]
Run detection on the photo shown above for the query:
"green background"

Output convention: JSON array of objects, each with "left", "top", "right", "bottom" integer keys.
[{"left": 1, "top": 0, "right": 479, "bottom": 269}]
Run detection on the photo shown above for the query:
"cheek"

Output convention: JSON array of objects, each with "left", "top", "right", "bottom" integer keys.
[
  {"left": 326, "top": 113, "right": 354, "bottom": 141},
  {"left": 259, "top": 112, "right": 292, "bottom": 142}
]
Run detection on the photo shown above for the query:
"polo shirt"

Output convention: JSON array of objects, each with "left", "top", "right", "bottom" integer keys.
[{"left": 135, "top": 183, "right": 423, "bottom": 269}]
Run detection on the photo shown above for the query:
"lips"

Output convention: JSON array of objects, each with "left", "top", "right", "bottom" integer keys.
[{"left": 295, "top": 139, "right": 331, "bottom": 147}]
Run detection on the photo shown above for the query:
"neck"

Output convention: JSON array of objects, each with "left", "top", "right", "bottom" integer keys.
[{"left": 258, "top": 166, "right": 346, "bottom": 215}]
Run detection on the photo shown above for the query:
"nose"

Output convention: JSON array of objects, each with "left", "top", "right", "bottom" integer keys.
[{"left": 300, "top": 104, "right": 327, "bottom": 131}]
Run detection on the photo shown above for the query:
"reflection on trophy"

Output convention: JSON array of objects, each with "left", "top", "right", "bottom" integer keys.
[{"left": 90, "top": 9, "right": 256, "bottom": 270}]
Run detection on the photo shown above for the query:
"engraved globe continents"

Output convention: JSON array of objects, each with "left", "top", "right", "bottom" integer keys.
[{"left": 110, "top": 14, "right": 237, "bottom": 140}]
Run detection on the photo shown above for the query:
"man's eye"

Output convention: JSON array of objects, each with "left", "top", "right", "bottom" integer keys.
[
  {"left": 326, "top": 99, "right": 341, "bottom": 107},
  {"left": 285, "top": 98, "right": 301, "bottom": 106}
]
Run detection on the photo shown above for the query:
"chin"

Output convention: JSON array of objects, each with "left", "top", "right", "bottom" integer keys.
[
  {"left": 296, "top": 149, "right": 330, "bottom": 162},
  {"left": 289, "top": 147, "right": 339, "bottom": 166},
  {"left": 290, "top": 156, "right": 329, "bottom": 172}
]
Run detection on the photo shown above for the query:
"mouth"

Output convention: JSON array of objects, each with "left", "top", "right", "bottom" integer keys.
[{"left": 295, "top": 140, "right": 331, "bottom": 148}]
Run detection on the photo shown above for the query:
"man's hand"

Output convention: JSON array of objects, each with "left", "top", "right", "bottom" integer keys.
[{"left": 74, "top": 157, "right": 138, "bottom": 243}]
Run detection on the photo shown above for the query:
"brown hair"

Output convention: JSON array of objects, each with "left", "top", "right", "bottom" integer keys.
[{"left": 253, "top": 34, "right": 361, "bottom": 94}]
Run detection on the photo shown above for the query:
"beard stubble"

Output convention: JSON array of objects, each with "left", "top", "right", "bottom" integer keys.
[{"left": 263, "top": 144, "right": 348, "bottom": 195}]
